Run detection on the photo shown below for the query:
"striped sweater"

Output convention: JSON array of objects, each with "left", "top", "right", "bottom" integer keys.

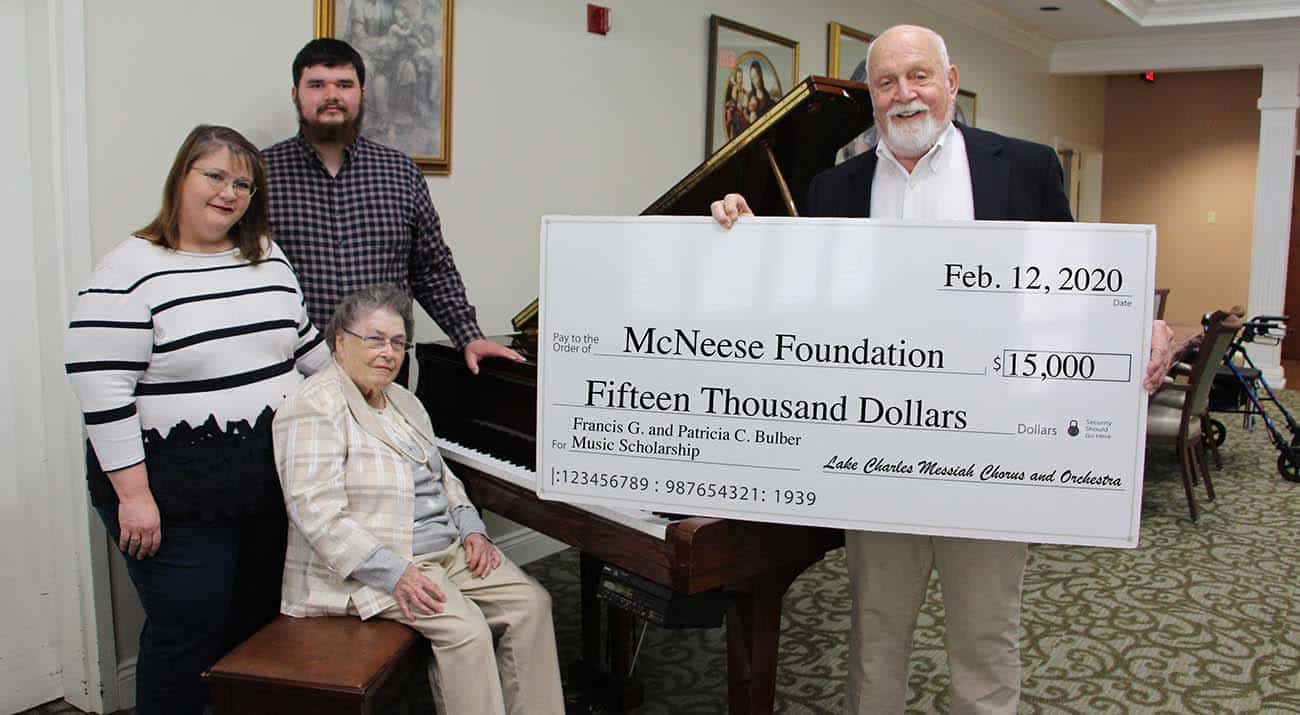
[{"left": 65, "top": 237, "right": 330, "bottom": 479}]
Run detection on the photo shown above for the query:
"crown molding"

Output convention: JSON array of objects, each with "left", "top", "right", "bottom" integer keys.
[
  {"left": 911, "top": 0, "right": 1056, "bottom": 59},
  {"left": 1105, "top": 0, "right": 1300, "bottom": 26},
  {"left": 1051, "top": 25, "right": 1300, "bottom": 74},
  {"left": 1105, "top": 0, "right": 1147, "bottom": 24}
]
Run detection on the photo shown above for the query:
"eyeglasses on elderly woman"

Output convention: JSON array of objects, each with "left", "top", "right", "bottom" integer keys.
[{"left": 340, "top": 326, "right": 412, "bottom": 353}]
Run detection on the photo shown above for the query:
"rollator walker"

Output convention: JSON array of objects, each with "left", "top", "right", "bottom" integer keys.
[{"left": 1195, "top": 311, "right": 1300, "bottom": 482}]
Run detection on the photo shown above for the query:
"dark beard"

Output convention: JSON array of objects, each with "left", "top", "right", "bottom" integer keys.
[{"left": 296, "top": 98, "right": 364, "bottom": 145}]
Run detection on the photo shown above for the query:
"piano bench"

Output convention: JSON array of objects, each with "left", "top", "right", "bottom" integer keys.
[{"left": 202, "top": 614, "right": 425, "bottom": 715}]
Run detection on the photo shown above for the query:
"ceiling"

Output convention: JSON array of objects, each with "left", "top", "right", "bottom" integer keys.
[{"left": 971, "top": 0, "right": 1300, "bottom": 41}]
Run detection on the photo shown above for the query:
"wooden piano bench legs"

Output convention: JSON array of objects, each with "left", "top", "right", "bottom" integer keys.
[{"left": 202, "top": 614, "right": 426, "bottom": 715}]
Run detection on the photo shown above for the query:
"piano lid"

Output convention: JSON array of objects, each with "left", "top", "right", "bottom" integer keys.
[
  {"left": 643, "top": 75, "right": 874, "bottom": 218},
  {"left": 511, "top": 75, "right": 874, "bottom": 332}
]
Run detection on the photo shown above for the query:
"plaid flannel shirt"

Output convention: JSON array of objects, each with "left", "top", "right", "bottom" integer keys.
[{"left": 263, "top": 134, "right": 483, "bottom": 347}]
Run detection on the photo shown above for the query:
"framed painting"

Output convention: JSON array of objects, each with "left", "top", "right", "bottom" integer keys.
[
  {"left": 827, "top": 21, "right": 876, "bottom": 164},
  {"left": 956, "top": 89, "right": 977, "bottom": 127},
  {"left": 315, "top": 0, "right": 454, "bottom": 175},
  {"left": 826, "top": 21, "right": 873, "bottom": 82},
  {"left": 706, "top": 15, "right": 799, "bottom": 156}
]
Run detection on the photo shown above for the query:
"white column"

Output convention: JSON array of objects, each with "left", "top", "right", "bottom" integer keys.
[
  {"left": 42, "top": 1, "right": 116, "bottom": 712},
  {"left": 1, "top": 0, "right": 65, "bottom": 709},
  {"left": 1246, "top": 63, "right": 1300, "bottom": 386}
]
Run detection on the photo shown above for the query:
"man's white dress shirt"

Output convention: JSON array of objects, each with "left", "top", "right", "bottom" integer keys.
[{"left": 869, "top": 122, "right": 975, "bottom": 221}]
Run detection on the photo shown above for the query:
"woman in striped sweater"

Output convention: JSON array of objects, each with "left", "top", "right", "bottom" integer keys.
[{"left": 65, "top": 125, "right": 330, "bottom": 714}]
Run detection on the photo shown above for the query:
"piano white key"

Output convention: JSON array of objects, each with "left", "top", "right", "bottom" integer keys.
[
  {"left": 438, "top": 437, "right": 671, "bottom": 540},
  {"left": 437, "top": 438, "right": 534, "bottom": 490}
]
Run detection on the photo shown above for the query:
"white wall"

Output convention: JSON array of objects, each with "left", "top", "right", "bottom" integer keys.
[
  {"left": 84, "top": 0, "right": 1106, "bottom": 337},
  {"left": 79, "top": 0, "right": 1107, "bottom": 699}
]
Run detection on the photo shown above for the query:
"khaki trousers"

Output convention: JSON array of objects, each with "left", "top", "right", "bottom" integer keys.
[
  {"left": 367, "top": 543, "right": 565, "bottom": 715},
  {"left": 844, "top": 531, "right": 1028, "bottom": 715}
]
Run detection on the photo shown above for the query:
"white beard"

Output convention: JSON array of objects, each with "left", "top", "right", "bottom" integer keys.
[{"left": 879, "top": 100, "right": 950, "bottom": 159}]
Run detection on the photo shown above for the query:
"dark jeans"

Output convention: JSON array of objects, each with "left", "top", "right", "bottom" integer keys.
[{"left": 97, "top": 506, "right": 287, "bottom": 715}]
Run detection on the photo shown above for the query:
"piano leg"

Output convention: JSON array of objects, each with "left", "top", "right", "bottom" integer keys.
[
  {"left": 575, "top": 553, "right": 644, "bottom": 712},
  {"left": 724, "top": 566, "right": 802, "bottom": 714},
  {"left": 607, "top": 605, "right": 639, "bottom": 706},
  {"left": 580, "top": 553, "right": 601, "bottom": 684}
]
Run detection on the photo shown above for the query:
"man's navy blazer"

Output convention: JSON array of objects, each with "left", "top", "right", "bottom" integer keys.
[{"left": 804, "top": 123, "right": 1074, "bottom": 222}]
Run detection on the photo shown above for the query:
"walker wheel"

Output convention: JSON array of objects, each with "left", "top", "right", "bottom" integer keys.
[
  {"left": 1207, "top": 419, "right": 1227, "bottom": 447},
  {"left": 1277, "top": 451, "right": 1300, "bottom": 483}
]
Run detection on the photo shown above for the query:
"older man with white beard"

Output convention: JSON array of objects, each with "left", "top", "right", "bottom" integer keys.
[{"left": 714, "top": 24, "right": 1173, "bottom": 715}]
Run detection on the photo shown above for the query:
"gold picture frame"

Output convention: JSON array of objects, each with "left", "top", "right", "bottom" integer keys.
[
  {"left": 827, "top": 22, "right": 876, "bottom": 164},
  {"left": 706, "top": 15, "right": 799, "bottom": 156},
  {"left": 315, "top": 0, "right": 454, "bottom": 175},
  {"left": 956, "top": 89, "right": 977, "bottom": 127},
  {"left": 826, "top": 21, "right": 874, "bottom": 82}
]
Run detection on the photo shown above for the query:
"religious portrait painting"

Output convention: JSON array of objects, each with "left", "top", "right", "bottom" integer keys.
[
  {"left": 316, "top": 0, "right": 454, "bottom": 174},
  {"left": 706, "top": 16, "right": 799, "bottom": 156}
]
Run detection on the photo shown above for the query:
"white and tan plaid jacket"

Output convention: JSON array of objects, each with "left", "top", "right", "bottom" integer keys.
[{"left": 274, "top": 360, "right": 475, "bottom": 620}]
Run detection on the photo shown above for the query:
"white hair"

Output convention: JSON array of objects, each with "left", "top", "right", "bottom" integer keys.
[{"left": 866, "top": 25, "right": 951, "bottom": 77}]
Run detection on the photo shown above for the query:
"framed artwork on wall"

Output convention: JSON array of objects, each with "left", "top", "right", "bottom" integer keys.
[
  {"left": 706, "top": 15, "right": 799, "bottom": 156},
  {"left": 315, "top": 0, "right": 454, "bottom": 175},
  {"left": 956, "top": 89, "right": 977, "bottom": 127},
  {"left": 826, "top": 21, "right": 873, "bottom": 83},
  {"left": 827, "top": 21, "right": 876, "bottom": 164}
]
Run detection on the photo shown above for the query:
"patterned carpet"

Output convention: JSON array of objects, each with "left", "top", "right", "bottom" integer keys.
[{"left": 520, "top": 394, "right": 1300, "bottom": 714}]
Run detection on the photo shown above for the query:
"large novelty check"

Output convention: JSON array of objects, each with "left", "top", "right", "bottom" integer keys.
[{"left": 536, "top": 217, "right": 1155, "bottom": 548}]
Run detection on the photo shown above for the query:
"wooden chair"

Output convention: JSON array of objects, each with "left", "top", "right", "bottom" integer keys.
[
  {"left": 1146, "top": 314, "right": 1240, "bottom": 521},
  {"left": 1153, "top": 288, "right": 1169, "bottom": 320}
]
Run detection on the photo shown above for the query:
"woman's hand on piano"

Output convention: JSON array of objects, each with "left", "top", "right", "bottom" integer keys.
[
  {"left": 710, "top": 193, "right": 754, "bottom": 229},
  {"left": 464, "top": 338, "right": 525, "bottom": 375},
  {"left": 393, "top": 563, "right": 446, "bottom": 618}
]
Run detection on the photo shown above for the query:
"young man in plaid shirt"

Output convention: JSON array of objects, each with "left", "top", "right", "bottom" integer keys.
[{"left": 264, "top": 39, "right": 521, "bottom": 381}]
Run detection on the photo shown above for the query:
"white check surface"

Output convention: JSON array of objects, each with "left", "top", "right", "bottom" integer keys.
[{"left": 536, "top": 216, "right": 1155, "bottom": 548}]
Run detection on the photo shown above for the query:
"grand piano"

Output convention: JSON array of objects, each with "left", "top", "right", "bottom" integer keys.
[{"left": 416, "top": 77, "right": 875, "bottom": 714}]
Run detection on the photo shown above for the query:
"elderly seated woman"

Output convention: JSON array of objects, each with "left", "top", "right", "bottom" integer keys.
[{"left": 274, "top": 284, "right": 564, "bottom": 715}]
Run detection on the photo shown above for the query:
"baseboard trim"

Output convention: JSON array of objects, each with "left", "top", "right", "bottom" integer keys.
[
  {"left": 495, "top": 527, "right": 568, "bottom": 566},
  {"left": 115, "top": 656, "right": 135, "bottom": 711}
]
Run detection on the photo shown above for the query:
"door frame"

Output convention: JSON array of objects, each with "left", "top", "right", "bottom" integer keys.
[
  {"left": 1282, "top": 154, "right": 1300, "bottom": 360},
  {"left": 10, "top": 1, "right": 118, "bottom": 711}
]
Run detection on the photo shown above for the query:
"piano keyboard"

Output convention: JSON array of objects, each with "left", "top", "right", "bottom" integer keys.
[{"left": 437, "top": 437, "right": 672, "bottom": 540}]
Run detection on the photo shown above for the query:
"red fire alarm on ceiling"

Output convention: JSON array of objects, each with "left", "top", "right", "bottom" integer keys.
[{"left": 587, "top": 4, "right": 610, "bottom": 35}]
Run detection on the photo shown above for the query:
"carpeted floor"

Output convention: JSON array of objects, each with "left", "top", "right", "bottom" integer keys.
[
  {"left": 39, "top": 395, "right": 1297, "bottom": 715},
  {"left": 518, "top": 394, "right": 1300, "bottom": 714}
]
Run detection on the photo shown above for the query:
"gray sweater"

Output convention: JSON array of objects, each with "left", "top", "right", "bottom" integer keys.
[{"left": 349, "top": 400, "right": 487, "bottom": 593}]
